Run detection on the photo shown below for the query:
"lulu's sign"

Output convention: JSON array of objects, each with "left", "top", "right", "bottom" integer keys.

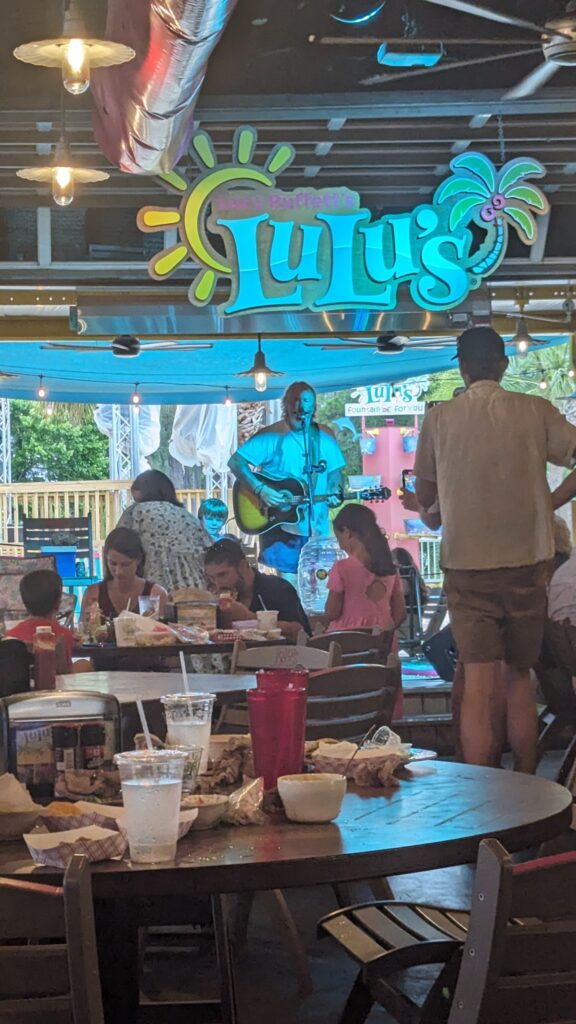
[
  {"left": 138, "top": 126, "right": 548, "bottom": 316},
  {"left": 345, "top": 381, "right": 426, "bottom": 417}
]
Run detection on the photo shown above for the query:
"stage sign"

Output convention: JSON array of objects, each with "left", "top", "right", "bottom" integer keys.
[
  {"left": 345, "top": 381, "right": 426, "bottom": 417},
  {"left": 138, "top": 127, "right": 548, "bottom": 317}
]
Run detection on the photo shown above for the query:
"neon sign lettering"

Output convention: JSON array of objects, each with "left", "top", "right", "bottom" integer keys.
[{"left": 138, "top": 127, "right": 548, "bottom": 316}]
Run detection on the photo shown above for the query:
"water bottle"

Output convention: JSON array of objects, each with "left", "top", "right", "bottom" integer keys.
[{"left": 297, "top": 537, "right": 346, "bottom": 614}]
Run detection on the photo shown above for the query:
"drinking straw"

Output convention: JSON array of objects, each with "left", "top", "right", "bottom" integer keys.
[
  {"left": 179, "top": 650, "right": 190, "bottom": 693},
  {"left": 126, "top": 595, "right": 132, "bottom": 611},
  {"left": 136, "top": 699, "right": 153, "bottom": 751}
]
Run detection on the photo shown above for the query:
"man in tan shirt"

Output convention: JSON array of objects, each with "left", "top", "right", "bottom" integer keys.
[{"left": 414, "top": 327, "right": 576, "bottom": 772}]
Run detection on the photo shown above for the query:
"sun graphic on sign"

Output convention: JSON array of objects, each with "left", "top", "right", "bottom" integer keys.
[{"left": 137, "top": 126, "right": 295, "bottom": 306}]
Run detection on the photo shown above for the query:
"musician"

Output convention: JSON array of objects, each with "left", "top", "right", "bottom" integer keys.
[{"left": 228, "top": 382, "right": 346, "bottom": 578}]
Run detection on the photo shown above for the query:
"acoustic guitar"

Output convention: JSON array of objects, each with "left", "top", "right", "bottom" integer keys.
[{"left": 233, "top": 472, "right": 391, "bottom": 535}]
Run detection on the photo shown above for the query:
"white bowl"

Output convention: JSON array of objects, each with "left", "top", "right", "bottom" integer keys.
[
  {"left": 180, "top": 794, "right": 229, "bottom": 830},
  {"left": 277, "top": 773, "right": 347, "bottom": 823}
]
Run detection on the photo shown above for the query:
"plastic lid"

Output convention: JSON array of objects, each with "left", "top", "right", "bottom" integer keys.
[{"left": 35, "top": 626, "right": 55, "bottom": 635}]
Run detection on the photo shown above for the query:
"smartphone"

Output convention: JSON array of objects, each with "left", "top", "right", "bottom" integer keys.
[{"left": 401, "top": 470, "right": 417, "bottom": 493}]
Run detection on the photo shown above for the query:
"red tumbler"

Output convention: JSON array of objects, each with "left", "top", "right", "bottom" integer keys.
[{"left": 248, "top": 673, "right": 308, "bottom": 790}]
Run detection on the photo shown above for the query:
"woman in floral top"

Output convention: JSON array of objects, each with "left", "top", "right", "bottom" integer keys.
[{"left": 117, "top": 470, "right": 210, "bottom": 594}]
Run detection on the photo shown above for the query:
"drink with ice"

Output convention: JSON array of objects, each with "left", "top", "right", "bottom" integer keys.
[
  {"left": 114, "top": 750, "right": 186, "bottom": 864},
  {"left": 122, "top": 778, "right": 182, "bottom": 862},
  {"left": 161, "top": 693, "right": 215, "bottom": 773}
]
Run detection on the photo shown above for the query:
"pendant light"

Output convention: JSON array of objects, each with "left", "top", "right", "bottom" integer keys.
[
  {"left": 235, "top": 336, "right": 284, "bottom": 394},
  {"left": 13, "top": 0, "right": 135, "bottom": 96},
  {"left": 17, "top": 94, "right": 109, "bottom": 206},
  {"left": 510, "top": 317, "right": 533, "bottom": 358}
]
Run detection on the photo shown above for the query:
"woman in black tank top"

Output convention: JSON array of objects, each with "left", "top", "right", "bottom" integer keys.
[{"left": 80, "top": 527, "right": 167, "bottom": 622}]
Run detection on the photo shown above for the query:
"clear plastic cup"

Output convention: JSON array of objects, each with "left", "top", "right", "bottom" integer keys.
[
  {"left": 114, "top": 749, "right": 186, "bottom": 863},
  {"left": 164, "top": 744, "right": 203, "bottom": 794},
  {"left": 161, "top": 693, "right": 216, "bottom": 773},
  {"left": 138, "top": 594, "right": 161, "bottom": 618}
]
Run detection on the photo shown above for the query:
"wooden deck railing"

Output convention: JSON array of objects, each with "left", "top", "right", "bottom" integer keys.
[{"left": 0, "top": 480, "right": 209, "bottom": 554}]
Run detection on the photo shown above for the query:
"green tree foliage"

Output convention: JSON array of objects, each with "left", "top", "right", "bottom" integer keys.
[
  {"left": 425, "top": 341, "right": 574, "bottom": 407},
  {"left": 10, "top": 401, "right": 109, "bottom": 482}
]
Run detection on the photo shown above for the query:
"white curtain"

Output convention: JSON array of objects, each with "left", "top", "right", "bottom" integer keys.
[
  {"left": 168, "top": 404, "right": 237, "bottom": 472},
  {"left": 93, "top": 404, "right": 162, "bottom": 470}
]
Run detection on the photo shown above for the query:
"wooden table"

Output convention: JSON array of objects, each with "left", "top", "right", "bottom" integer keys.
[
  {"left": 76, "top": 638, "right": 284, "bottom": 671},
  {"left": 0, "top": 761, "right": 571, "bottom": 1024},
  {"left": 57, "top": 670, "right": 257, "bottom": 706},
  {"left": 56, "top": 670, "right": 257, "bottom": 747}
]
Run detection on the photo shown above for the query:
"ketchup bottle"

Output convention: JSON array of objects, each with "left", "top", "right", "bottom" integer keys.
[{"left": 33, "top": 625, "right": 57, "bottom": 691}]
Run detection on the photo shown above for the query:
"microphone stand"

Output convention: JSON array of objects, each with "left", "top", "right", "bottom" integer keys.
[{"left": 300, "top": 417, "right": 326, "bottom": 541}]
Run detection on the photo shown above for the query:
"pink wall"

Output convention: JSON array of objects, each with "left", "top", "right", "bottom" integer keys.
[{"left": 362, "top": 425, "right": 421, "bottom": 567}]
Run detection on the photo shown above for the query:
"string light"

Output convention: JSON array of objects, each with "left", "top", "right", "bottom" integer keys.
[
  {"left": 131, "top": 383, "right": 141, "bottom": 407},
  {"left": 223, "top": 386, "right": 233, "bottom": 407},
  {"left": 45, "top": 402, "right": 55, "bottom": 416},
  {"left": 538, "top": 374, "right": 548, "bottom": 391},
  {"left": 569, "top": 368, "right": 575, "bottom": 379},
  {"left": 37, "top": 375, "right": 47, "bottom": 399}
]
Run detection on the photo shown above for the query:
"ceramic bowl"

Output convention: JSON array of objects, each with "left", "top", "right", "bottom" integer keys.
[
  {"left": 277, "top": 773, "right": 347, "bottom": 823},
  {"left": 0, "top": 810, "right": 40, "bottom": 841},
  {"left": 180, "top": 794, "right": 229, "bottom": 830}
]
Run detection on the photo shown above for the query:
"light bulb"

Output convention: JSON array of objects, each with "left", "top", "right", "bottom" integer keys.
[
  {"left": 569, "top": 368, "right": 575, "bottom": 379},
  {"left": 52, "top": 166, "right": 74, "bottom": 206},
  {"left": 223, "top": 388, "right": 233, "bottom": 407},
  {"left": 45, "top": 402, "right": 54, "bottom": 416},
  {"left": 516, "top": 338, "right": 529, "bottom": 356},
  {"left": 62, "top": 38, "right": 90, "bottom": 95},
  {"left": 131, "top": 386, "right": 141, "bottom": 406},
  {"left": 539, "top": 377, "right": 548, "bottom": 391},
  {"left": 37, "top": 379, "right": 47, "bottom": 399},
  {"left": 254, "top": 370, "right": 268, "bottom": 393}
]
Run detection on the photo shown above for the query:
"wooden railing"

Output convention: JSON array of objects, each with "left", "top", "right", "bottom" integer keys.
[{"left": 0, "top": 480, "right": 209, "bottom": 554}]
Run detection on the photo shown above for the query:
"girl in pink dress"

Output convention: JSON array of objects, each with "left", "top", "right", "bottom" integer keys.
[
  {"left": 325, "top": 504, "right": 407, "bottom": 717},
  {"left": 325, "top": 504, "right": 406, "bottom": 633}
]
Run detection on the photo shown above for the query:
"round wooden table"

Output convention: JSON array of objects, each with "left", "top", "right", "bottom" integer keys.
[
  {"left": 0, "top": 761, "right": 571, "bottom": 1024},
  {"left": 56, "top": 669, "right": 257, "bottom": 705}
]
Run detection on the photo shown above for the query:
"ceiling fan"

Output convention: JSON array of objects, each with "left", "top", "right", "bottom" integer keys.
[
  {"left": 361, "top": 0, "right": 576, "bottom": 114},
  {"left": 304, "top": 332, "right": 453, "bottom": 353},
  {"left": 40, "top": 335, "right": 213, "bottom": 357}
]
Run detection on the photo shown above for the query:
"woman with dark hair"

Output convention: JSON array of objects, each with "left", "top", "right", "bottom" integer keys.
[
  {"left": 131, "top": 470, "right": 182, "bottom": 506},
  {"left": 80, "top": 527, "right": 167, "bottom": 620},
  {"left": 325, "top": 504, "right": 406, "bottom": 632},
  {"left": 117, "top": 471, "right": 210, "bottom": 593}
]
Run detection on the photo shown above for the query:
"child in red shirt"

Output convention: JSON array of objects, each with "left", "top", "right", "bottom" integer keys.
[{"left": 7, "top": 569, "right": 75, "bottom": 672}]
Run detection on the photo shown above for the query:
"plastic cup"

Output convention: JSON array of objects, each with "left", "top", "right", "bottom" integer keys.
[
  {"left": 256, "top": 610, "right": 279, "bottom": 630},
  {"left": 114, "top": 749, "right": 187, "bottom": 863},
  {"left": 138, "top": 594, "right": 161, "bottom": 618},
  {"left": 161, "top": 693, "right": 216, "bottom": 773},
  {"left": 164, "top": 744, "right": 203, "bottom": 794}
]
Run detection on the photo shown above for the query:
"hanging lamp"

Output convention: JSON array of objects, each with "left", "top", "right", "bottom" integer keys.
[
  {"left": 17, "top": 93, "right": 109, "bottom": 205},
  {"left": 235, "top": 336, "right": 284, "bottom": 394},
  {"left": 13, "top": 0, "right": 134, "bottom": 95}
]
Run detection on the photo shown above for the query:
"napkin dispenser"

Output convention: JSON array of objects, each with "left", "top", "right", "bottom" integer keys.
[{"left": 0, "top": 691, "right": 121, "bottom": 800}]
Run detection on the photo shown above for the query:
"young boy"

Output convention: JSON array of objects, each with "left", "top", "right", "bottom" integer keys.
[
  {"left": 198, "top": 498, "right": 237, "bottom": 542},
  {"left": 7, "top": 569, "right": 74, "bottom": 671}
]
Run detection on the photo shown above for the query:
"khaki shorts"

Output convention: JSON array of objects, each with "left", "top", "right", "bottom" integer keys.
[{"left": 444, "top": 562, "right": 549, "bottom": 669}]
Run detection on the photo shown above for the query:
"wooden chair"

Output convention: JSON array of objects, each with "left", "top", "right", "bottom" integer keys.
[
  {"left": 0, "top": 853, "right": 104, "bottom": 1023},
  {"left": 230, "top": 640, "right": 340, "bottom": 673},
  {"left": 319, "top": 838, "right": 576, "bottom": 1024},
  {"left": 216, "top": 641, "right": 341, "bottom": 732},
  {"left": 307, "top": 628, "right": 393, "bottom": 666},
  {"left": 23, "top": 514, "right": 95, "bottom": 579},
  {"left": 0, "top": 637, "right": 31, "bottom": 699},
  {"left": 306, "top": 658, "right": 401, "bottom": 741}
]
